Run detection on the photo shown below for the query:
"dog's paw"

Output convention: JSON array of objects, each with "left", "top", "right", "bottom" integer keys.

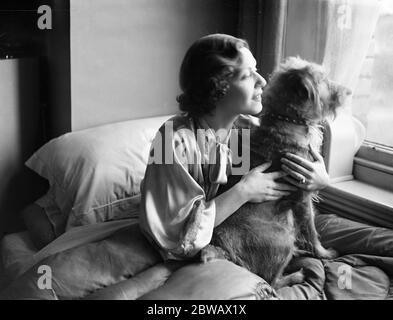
[
  {"left": 274, "top": 269, "right": 305, "bottom": 289},
  {"left": 315, "top": 246, "right": 338, "bottom": 259},
  {"left": 293, "top": 249, "right": 313, "bottom": 257},
  {"left": 290, "top": 268, "right": 306, "bottom": 285},
  {"left": 200, "top": 245, "right": 228, "bottom": 263}
]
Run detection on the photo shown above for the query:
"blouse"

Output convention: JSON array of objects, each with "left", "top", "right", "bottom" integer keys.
[{"left": 139, "top": 114, "right": 233, "bottom": 260}]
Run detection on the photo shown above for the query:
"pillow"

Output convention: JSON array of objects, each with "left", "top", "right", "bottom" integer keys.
[
  {"left": 139, "top": 260, "right": 279, "bottom": 300},
  {"left": 25, "top": 115, "right": 173, "bottom": 232}
]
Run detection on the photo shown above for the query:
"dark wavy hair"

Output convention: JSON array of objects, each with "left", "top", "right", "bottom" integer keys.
[{"left": 177, "top": 34, "right": 249, "bottom": 118}]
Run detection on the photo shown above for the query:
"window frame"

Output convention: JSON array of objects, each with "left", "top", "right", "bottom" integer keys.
[
  {"left": 349, "top": 3, "right": 393, "bottom": 184},
  {"left": 321, "top": 116, "right": 393, "bottom": 228},
  {"left": 353, "top": 142, "right": 393, "bottom": 192}
]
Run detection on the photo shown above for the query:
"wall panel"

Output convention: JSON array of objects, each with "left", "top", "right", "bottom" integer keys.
[{"left": 70, "top": 0, "right": 239, "bottom": 130}]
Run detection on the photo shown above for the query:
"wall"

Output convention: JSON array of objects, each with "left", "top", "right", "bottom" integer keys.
[
  {"left": 0, "top": 59, "right": 47, "bottom": 236},
  {"left": 0, "top": 0, "right": 239, "bottom": 234},
  {"left": 70, "top": 0, "right": 239, "bottom": 131},
  {"left": 0, "top": 1, "right": 49, "bottom": 236},
  {"left": 42, "top": 0, "right": 71, "bottom": 139}
]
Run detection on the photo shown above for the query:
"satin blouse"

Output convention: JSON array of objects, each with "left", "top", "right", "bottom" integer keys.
[{"left": 139, "top": 114, "right": 234, "bottom": 260}]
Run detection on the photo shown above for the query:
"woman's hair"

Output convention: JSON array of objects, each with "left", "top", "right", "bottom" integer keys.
[{"left": 177, "top": 33, "right": 249, "bottom": 118}]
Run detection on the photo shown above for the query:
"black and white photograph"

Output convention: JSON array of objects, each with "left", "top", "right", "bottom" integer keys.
[{"left": 0, "top": 0, "right": 392, "bottom": 305}]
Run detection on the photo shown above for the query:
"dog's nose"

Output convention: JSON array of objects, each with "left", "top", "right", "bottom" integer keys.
[
  {"left": 331, "top": 81, "right": 352, "bottom": 97},
  {"left": 338, "top": 84, "right": 352, "bottom": 96}
]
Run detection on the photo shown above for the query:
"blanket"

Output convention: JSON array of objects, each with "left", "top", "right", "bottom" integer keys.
[{"left": 0, "top": 214, "right": 392, "bottom": 300}]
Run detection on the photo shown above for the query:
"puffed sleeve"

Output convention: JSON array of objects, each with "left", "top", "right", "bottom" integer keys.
[{"left": 139, "top": 126, "right": 216, "bottom": 260}]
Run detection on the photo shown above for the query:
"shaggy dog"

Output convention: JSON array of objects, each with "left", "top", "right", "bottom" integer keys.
[{"left": 201, "top": 57, "right": 351, "bottom": 288}]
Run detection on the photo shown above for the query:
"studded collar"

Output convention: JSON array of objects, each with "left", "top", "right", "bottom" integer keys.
[{"left": 262, "top": 112, "right": 309, "bottom": 126}]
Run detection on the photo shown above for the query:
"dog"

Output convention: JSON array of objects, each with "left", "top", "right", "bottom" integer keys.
[{"left": 201, "top": 57, "right": 351, "bottom": 289}]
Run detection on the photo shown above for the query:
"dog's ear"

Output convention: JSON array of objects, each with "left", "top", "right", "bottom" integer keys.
[
  {"left": 262, "top": 59, "right": 324, "bottom": 119},
  {"left": 284, "top": 69, "right": 319, "bottom": 107}
]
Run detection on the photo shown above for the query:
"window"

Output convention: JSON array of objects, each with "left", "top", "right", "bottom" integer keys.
[
  {"left": 316, "top": 0, "right": 393, "bottom": 228},
  {"left": 352, "top": 0, "right": 393, "bottom": 148},
  {"left": 350, "top": 0, "right": 393, "bottom": 192}
]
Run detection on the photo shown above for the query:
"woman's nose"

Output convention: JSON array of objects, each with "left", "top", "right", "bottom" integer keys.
[{"left": 255, "top": 72, "right": 267, "bottom": 88}]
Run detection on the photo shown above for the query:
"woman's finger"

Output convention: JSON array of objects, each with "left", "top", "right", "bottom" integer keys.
[
  {"left": 281, "top": 159, "right": 312, "bottom": 178},
  {"left": 254, "top": 161, "right": 272, "bottom": 173},
  {"left": 281, "top": 164, "right": 309, "bottom": 181},
  {"left": 263, "top": 195, "right": 284, "bottom": 201},
  {"left": 267, "top": 170, "right": 288, "bottom": 180},
  {"left": 282, "top": 176, "right": 309, "bottom": 190},
  {"left": 267, "top": 189, "right": 291, "bottom": 197},
  {"left": 284, "top": 153, "right": 313, "bottom": 171},
  {"left": 309, "top": 144, "right": 323, "bottom": 162},
  {"left": 272, "top": 182, "right": 298, "bottom": 192}
]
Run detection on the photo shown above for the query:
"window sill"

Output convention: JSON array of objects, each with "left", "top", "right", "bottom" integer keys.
[{"left": 317, "top": 180, "right": 393, "bottom": 229}]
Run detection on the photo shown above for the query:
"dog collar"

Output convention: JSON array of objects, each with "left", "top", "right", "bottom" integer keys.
[{"left": 263, "top": 112, "right": 308, "bottom": 126}]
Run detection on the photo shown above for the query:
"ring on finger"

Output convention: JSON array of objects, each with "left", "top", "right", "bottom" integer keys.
[{"left": 299, "top": 176, "right": 306, "bottom": 184}]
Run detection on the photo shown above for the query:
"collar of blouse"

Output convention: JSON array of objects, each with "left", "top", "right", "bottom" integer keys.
[{"left": 194, "top": 117, "right": 233, "bottom": 186}]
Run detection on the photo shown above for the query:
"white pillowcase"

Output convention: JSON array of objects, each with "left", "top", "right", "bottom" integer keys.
[{"left": 26, "top": 115, "right": 172, "bottom": 233}]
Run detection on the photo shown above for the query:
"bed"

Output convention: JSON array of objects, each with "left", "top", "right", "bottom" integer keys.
[{"left": 0, "top": 115, "right": 392, "bottom": 300}]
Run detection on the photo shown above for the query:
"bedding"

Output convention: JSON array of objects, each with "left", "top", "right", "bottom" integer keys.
[
  {"left": 139, "top": 213, "right": 393, "bottom": 300},
  {"left": 0, "top": 221, "right": 162, "bottom": 299},
  {"left": 0, "top": 213, "right": 392, "bottom": 300},
  {"left": 0, "top": 218, "right": 141, "bottom": 290},
  {"left": 25, "top": 115, "right": 172, "bottom": 235},
  {"left": 0, "top": 231, "right": 37, "bottom": 290}
]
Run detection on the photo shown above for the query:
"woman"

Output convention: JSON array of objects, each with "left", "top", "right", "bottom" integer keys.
[{"left": 139, "top": 34, "right": 328, "bottom": 260}]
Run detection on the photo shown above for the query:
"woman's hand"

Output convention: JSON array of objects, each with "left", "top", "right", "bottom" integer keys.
[
  {"left": 239, "top": 162, "right": 297, "bottom": 203},
  {"left": 280, "top": 145, "right": 330, "bottom": 191}
]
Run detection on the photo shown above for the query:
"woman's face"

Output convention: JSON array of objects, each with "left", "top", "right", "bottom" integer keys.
[{"left": 217, "top": 47, "right": 267, "bottom": 116}]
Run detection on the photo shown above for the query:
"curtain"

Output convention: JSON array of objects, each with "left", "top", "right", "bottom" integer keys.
[
  {"left": 322, "top": 0, "right": 380, "bottom": 93},
  {"left": 320, "top": 0, "right": 380, "bottom": 179},
  {"left": 238, "top": 0, "right": 288, "bottom": 79},
  {"left": 238, "top": 0, "right": 380, "bottom": 91}
]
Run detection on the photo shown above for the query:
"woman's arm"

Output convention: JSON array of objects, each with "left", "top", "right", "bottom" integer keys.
[
  {"left": 213, "top": 162, "right": 297, "bottom": 227},
  {"left": 212, "top": 181, "right": 247, "bottom": 227}
]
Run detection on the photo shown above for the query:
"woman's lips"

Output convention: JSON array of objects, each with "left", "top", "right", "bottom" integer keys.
[{"left": 253, "top": 91, "right": 263, "bottom": 101}]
